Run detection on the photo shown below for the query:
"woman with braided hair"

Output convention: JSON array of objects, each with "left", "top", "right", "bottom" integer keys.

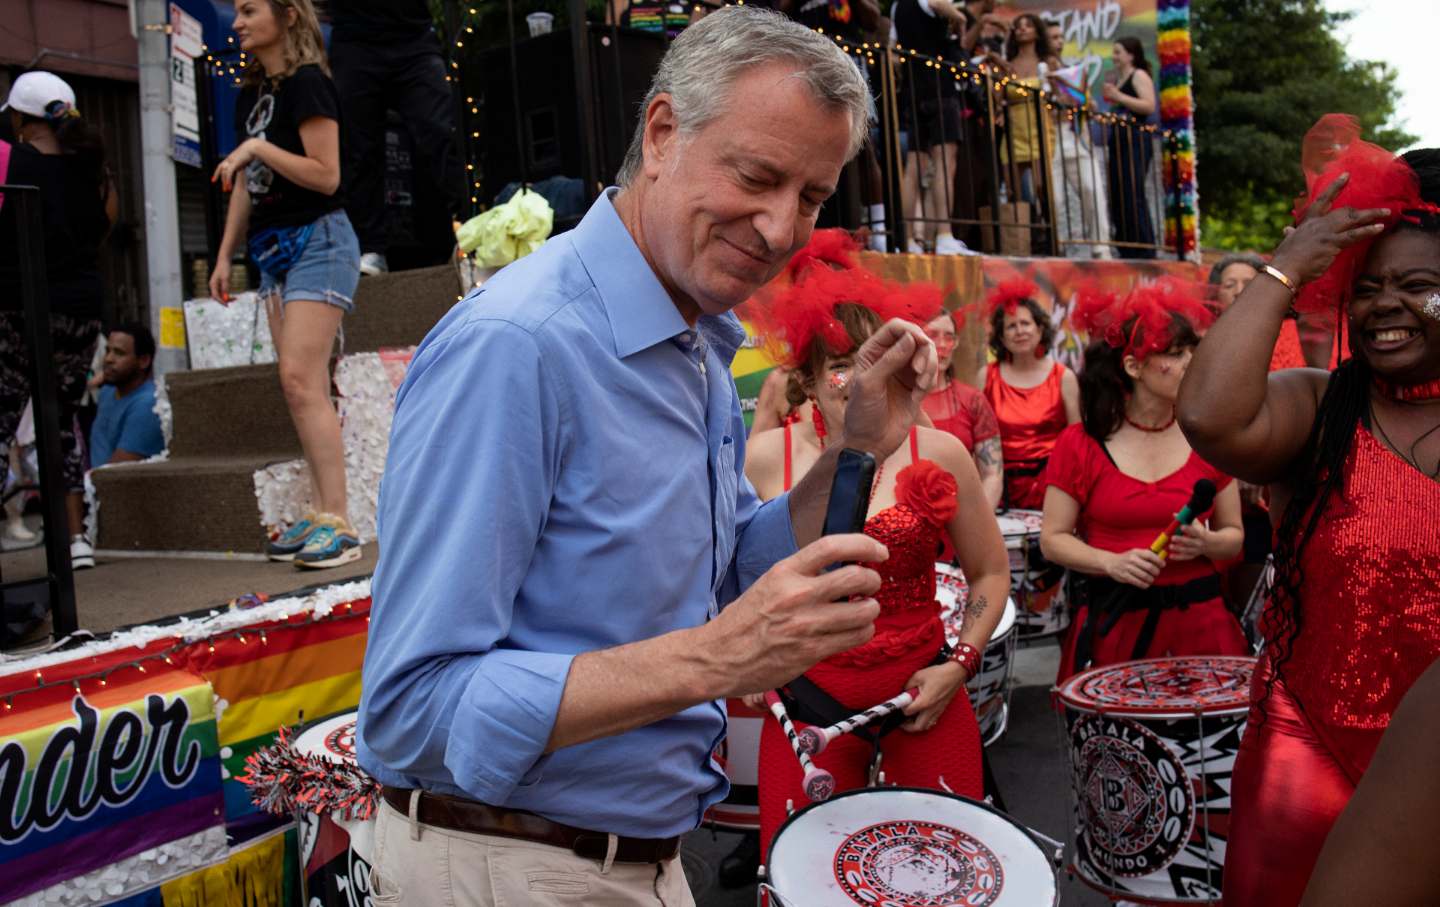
[
  {"left": 1178, "top": 116, "right": 1440, "bottom": 907},
  {"left": 743, "top": 258, "right": 1010, "bottom": 859}
]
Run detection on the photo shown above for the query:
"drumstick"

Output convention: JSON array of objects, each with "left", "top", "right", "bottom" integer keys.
[
  {"left": 796, "top": 687, "right": 920, "bottom": 757},
  {"left": 764, "top": 691, "right": 835, "bottom": 802}
]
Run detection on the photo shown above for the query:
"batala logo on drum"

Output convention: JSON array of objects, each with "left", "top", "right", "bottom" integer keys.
[
  {"left": 1071, "top": 714, "right": 1195, "bottom": 878},
  {"left": 324, "top": 720, "right": 358, "bottom": 760},
  {"left": 833, "top": 820, "right": 1003, "bottom": 906}
]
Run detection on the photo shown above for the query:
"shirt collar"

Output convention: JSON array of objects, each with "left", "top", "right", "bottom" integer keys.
[{"left": 571, "top": 188, "right": 690, "bottom": 359}]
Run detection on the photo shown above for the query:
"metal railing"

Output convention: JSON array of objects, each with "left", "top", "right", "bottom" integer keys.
[
  {"left": 466, "top": 11, "right": 1186, "bottom": 261},
  {"left": 0, "top": 184, "right": 79, "bottom": 645}
]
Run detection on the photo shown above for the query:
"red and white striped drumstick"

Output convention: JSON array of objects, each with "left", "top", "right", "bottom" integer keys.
[
  {"left": 795, "top": 687, "right": 919, "bottom": 757},
  {"left": 764, "top": 691, "right": 835, "bottom": 802}
]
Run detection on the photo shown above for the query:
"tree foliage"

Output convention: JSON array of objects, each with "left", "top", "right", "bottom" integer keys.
[{"left": 1191, "top": 0, "right": 1416, "bottom": 250}]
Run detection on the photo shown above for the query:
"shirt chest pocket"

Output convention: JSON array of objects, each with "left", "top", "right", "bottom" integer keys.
[{"left": 711, "top": 435, "right": 738, "bottom": 592}]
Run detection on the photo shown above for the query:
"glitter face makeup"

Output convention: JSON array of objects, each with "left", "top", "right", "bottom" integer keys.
[
  {"left": 827, "top": 369, "right": 851, "bottom": 392},
  {"left": 1423, "top": 292, "right": 1440, "bottom": 322}
]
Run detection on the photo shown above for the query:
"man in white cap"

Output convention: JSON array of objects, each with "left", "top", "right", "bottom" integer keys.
[{"left": 0, "top": 70, "right": 114, "bottom": 570}]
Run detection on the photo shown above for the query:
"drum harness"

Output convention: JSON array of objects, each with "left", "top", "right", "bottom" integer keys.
[{"left": 1073, "top": 573, "right": 1223, "bottom": 671}]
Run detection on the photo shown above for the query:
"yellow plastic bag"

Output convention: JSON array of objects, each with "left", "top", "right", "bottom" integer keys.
[{"left": 457, "top": 189, "right": 555, "bottom": 267}]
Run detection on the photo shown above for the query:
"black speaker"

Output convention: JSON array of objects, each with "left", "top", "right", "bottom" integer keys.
[{"left": 469, "top": 25, "right": 667, "bottom": 205}]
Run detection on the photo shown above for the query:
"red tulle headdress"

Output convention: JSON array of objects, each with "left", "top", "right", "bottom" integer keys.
[
  {"left": 745, "top": 257, "right": 944, "bottom": 371},
  {"left": 1074, "top": 278, "right": 1214, "bottom": 360},
  {"left": 1292, "top": 114, "right": 1440, "bottom": 315},
  {"left": 986, "top": 279, "right": 1040, "bottom": 317}
]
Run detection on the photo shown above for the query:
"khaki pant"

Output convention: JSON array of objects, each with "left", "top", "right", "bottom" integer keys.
[{"left": 368, "top": 797, "right": 696, "bottom": 906}]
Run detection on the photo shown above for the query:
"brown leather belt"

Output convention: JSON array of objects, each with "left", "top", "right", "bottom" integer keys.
[{"left": 380, "top": 786, "right": 680, "bottom": 864}]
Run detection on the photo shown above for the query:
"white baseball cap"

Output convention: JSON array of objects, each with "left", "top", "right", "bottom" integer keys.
[{"left": 2, "top": 71, "right": 77, "bottom": 119}]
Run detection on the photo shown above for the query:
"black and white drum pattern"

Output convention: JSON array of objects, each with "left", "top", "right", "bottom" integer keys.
[
  {"left": 765, "top": 788, "right": 1057, "bottom": 906},
  {"left": 1057, "top": 656, "right": 1256, "bottom": 903},
  {"left": 997, "top": 510, "right": 1071, "bottom": 638}
]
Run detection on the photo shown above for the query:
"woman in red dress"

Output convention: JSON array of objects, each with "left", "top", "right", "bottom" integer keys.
[
  {"left": 744, "top": 263, "right": 1011, "bottom": 858},
  {"left": 1178, "top": 119, "right": 1440, "bottom": 907},
  {"left": 922, "top": 309, "right": 1004, "bottom": 508},
  {"left": 979, "top": 281, "right": 1080, "bottom": 509},
  {"left": 1040, "top": 279, "right": 1248, "bottom": 680}
]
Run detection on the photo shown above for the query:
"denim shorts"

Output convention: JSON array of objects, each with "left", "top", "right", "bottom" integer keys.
[{"left": 257, "top": 208, "right": 361, "bottom": 314}]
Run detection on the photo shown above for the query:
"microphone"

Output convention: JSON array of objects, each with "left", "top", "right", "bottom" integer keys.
[{"left": 1149, "top": 479, "right": 1217, "bottom": 560}]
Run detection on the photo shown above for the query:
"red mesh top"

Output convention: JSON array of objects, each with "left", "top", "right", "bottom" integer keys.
[
  {"left": 1270, "top": 425, "right": 1440, "bottom": 733},
  {"left": 922, "top": 380, "right": 1000, "bottom": 452},
  {"left": 1044, "top": 423, "right": 1233, "bottom": 587}
]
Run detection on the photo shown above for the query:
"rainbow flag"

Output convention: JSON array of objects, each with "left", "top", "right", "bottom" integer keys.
[
  {"left": 0, "top": 673, "right": 224, "bottom": 902},
  {"left": 186, "top": 601, "right": 371, "bottom": 827}
]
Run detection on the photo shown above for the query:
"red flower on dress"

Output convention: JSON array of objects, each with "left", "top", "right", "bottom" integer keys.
[{"left": 895, "top": 460, "right": 958, "bottom": 528}]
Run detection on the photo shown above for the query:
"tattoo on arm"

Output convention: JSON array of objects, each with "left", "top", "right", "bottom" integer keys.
[
  {"left": 974, "top": 438, "right": 1001, "bottom": 471},
  {"left": 960, "top": 594, "right": 989, "bottom": 631}
]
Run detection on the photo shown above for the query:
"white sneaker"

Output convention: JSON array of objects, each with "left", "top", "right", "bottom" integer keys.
[
  {"left": 934, "top": 234, "right": 977, "bottom": 256},
  {"left": 359, "top": 252, "right": 389, "bottom": 276},
  {"left": 906, "top": 239, "right": 926, "bottom": 254},
  {"left": 867, "top": 231, "right": 888, "bottom": 253},
  {"left": 70, "top": 534, "right": 94, "bottom": 569},
  {"left": 4, "top": 518, "right": 36, "bottom": 544}
]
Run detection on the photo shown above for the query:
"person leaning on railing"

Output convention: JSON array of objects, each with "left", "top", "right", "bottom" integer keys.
[{"left": 1101, "top": 36, "right": 1158, "bottom": 259}]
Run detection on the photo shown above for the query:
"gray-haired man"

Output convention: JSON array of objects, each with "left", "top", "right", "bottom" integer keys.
[{"left": 359, "top": 8, "right": 937, "bottom": 903}]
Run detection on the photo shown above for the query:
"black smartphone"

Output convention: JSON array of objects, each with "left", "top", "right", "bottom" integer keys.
[{"left": 822, "top": 448, "right": 878, "bottom": 539}]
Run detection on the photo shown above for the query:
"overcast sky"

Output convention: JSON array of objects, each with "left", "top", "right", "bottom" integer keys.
[{"left": 1326, "top": 0, "right": 1439, "bottom": 150}]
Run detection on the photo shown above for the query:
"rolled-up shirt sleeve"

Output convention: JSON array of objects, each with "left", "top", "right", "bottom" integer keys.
[
  {"left": 721, "top": 430, "right": 797, "bottom": 607},
  {"left": 358, "top": 313, "right": 573, "bottom": 803}
]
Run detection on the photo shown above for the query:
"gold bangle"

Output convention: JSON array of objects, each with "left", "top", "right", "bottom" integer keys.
[{"left": 1260, "top": 264, "right": 1297, "bottom": 296}]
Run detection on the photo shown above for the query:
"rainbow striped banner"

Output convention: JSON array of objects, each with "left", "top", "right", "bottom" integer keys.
[
  {"left": 186, "top": 600, "right": 371, "bottom": 829},
  {"left": 0, "top": 674, "right": 225, "bottom": 903}
]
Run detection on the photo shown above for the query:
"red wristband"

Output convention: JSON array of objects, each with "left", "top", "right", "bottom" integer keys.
[{"left": 950, "top": 642, "right": 982, "bottom": 677}]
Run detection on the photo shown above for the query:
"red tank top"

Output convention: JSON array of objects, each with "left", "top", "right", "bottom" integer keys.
[
  {"left": 782, "top": 426, "right": 955, "bottom": 667},
  {"left": 1273, "top": 424, "right": 1440, "bottom": 732},
  {"left": 984, "top": 361, "right": 1068, "bottom": 466}
]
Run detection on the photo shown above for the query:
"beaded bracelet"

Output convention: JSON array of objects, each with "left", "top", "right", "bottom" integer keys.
[{"left": 949, "top": 642, "right": 982, "bottom": 678}]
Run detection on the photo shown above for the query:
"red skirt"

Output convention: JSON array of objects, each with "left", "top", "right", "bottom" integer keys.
[{"left": 1056, "top": 595, "right": 1249, "bottom": 682}]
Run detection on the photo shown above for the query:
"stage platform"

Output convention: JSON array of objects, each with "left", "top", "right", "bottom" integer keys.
[{"left": 1, "top": 531, "right": 377, "bottom": 646}]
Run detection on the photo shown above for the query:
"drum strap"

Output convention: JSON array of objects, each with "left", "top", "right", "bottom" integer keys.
[
  {"left": 780, "top": 648, "right": 949, "bottom": 747},
  {"left": 1074, "top": 574, "right": 1223, "bottom": 670}
]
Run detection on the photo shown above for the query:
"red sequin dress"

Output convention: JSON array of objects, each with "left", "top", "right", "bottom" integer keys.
[
  {"left": 1045, "top": 424, "right": 1249, "bottom": 680},
  {"left": 1225, "top": 424, "right": 1440, "bottom": 907},
  {"left": 758, "top": 428, "right": 984, "bottom": 857},
  {"left": 984, "top": 361, "right": 1069, "bottom": 509}
]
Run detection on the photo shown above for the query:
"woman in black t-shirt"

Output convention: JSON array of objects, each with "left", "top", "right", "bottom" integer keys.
[
  {"left": 210, "top": 0, "right": 362, "bottom": 570},
  {"left": 0, "top": 70, "right": 115, "bottom": 570}
]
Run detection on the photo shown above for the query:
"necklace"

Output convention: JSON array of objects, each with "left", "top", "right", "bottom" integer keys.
[
  {"left": 813, "top": 418, "right": 886, "bottom": 506},
  {"left": 1370, "top": 401, "right": 1440, "bottom": 478},
  {"left": 1124, "top": 412, "right": 1176, "bottom": 432},
  {"left": 1373, "top": 376, "right": 1440, "bottom": 402}
]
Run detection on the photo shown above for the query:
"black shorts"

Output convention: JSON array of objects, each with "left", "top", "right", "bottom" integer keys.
[{"left": 908, "top": 96, "right": 962, "bottom": 152}]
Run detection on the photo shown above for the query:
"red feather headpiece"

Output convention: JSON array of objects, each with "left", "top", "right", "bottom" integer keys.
[
  {"left": 746, "top": 263, "right": 944, "bottom": 371},
  {"left": 1073, "top": 278, "right": 1214, "bottom": 360},
  {"left": 1292, "top": 114, "right": 1439, "bottom": 315},
  {"left": 783, "top": 228, "right": 860, "bottom": 283},
  {"left": 986, "top": 279, "right": 1040, "bottom": 317}
]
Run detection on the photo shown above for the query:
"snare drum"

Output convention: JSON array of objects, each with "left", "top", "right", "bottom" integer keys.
[
  {"left": 705, "top": 698, "right": 766, "bottom": 831},
  {"left": 997, "top": 509, "right": 1070, "bottom": 638},
  {"left": 1056, "top": 656, "right": 1256, "bottom": 904},
  {"left": 762, "top": 787, "right": 1057, "bottom": 906},
  {"left": 292, "top": 711, "right": 376, "bottom": 907},
  {"left": 936, "top": 563, "right": 1018, "bottom": 747}
]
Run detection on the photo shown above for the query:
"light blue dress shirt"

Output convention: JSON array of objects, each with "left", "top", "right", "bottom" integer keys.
[{"left": 357, "top": 189, "right": 798, "bottom": 837}]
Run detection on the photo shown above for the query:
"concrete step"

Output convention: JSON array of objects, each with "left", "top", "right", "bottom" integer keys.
[
  {"left": 165, "top": 364, "right": 302, "bottom": 459},
  {"left": 92, "top": 454, "right": 294, "bottom": 554},
  {"left": 345, "top": 263, "right": 463, "bottom": 354}
]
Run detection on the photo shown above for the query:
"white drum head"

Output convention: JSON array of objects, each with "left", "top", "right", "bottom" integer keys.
[
  {"left": 996, "top": 510, "right": 1043, "bottom": 549},
  {"left": 293, "top": 711, "right": 359, "bottom": 766},
  {"left": 767, "top": 788, "right": 1056, "bottom": 907}
]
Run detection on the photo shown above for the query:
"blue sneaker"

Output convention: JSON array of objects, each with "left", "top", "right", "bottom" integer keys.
[
  {"left": 294, "top": 518, "right": 362, "bottom": 570},
  {"left": 268, "top": 513, "right": 320, "bottom": 562}
]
